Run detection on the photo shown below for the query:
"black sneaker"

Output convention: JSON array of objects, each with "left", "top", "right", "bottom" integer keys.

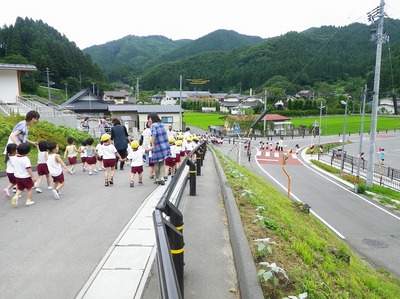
[
  {"left": 109, "top": 178, "right": 114, "bottom": 185},
  {"left": 105, "top": 181, "right": 109, "bottom": 187},
  {"left": 160, "top": 180, "right": 165, "bottom": 185},
  {"left": 130, "top": 181, "right": 134, "bottom": 187}
]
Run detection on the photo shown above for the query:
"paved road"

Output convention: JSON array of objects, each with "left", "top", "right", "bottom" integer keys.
[
  {"left": 0, "top": 167, "right": 158, "bottom": 299},
  {"left": 218, "top": 131, "right": 400, "bottom": 278}
]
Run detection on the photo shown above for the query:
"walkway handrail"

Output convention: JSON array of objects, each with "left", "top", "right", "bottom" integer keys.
[
  {"left": 153, "top": 210, "right": 183, "bottom": 299},
  {"left": 152, "top": 141, "right": 207, "bottom": 299}
]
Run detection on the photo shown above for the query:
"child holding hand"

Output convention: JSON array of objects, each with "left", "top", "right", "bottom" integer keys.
[
  {"left": 11, "top": 143, "right": 36, "bottom": 207},
  {"left": 47, "top": 142, "right": 71, "bottom": 199}
]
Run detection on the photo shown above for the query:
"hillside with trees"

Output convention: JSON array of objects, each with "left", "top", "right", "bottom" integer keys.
[
  {"left": 0, "top": 17, "right": 399, "bottom": 105},
  {"left": 0, "top": 17, "right": 109, "bottom": 95}
]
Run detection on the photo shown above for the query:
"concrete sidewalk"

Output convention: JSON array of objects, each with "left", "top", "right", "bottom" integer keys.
[{"left": 141, "top": 146, "right": 263, "bottom": 299}]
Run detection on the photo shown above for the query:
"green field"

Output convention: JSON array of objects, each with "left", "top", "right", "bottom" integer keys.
[{"left": 183, "top": 112, "right": 400, "bottom": 135}]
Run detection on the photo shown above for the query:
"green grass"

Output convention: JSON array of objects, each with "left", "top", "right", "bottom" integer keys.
[
  {"left": 183, "top": 112, "right": 400, "bottom": 135},
  {"left": 215, "top": 149, "right": 400, "bottom": 298}
]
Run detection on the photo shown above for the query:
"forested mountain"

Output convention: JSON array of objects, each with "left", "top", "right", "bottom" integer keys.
[
  {"left": 0, "top": 17, "right": 108, "bottom": 94},
  {"left": 156, "top": 29, "right": 263, "bottom": 62},
  {"left": 82, "top": 29, "right": 263, "bottom": 83},
  {"left": 139, "top": 21, "right": 400, "bottom": 95},
  {"left": 83, "top": 35, "right": 191, "bottom": 82}
]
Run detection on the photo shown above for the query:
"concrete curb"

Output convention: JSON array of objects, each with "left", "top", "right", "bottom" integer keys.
[{"left": 210, "top": 146, "right": 264, "bottom": 299}]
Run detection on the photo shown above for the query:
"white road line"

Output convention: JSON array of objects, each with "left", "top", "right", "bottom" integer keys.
[{"left": 254, "top": 151, "right": 346, "bottom": 239}]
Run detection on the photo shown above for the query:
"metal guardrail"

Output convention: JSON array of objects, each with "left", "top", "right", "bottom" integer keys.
[
  {"left": 152, "top": 141, "right": 207, "bottom": 298},
  {"left": 322, "top": 149, "right": 400, "bottom": 191}
]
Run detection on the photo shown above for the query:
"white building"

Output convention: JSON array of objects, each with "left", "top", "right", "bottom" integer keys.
[{"left": 0, "top": 63, "right": 37, "bottom": 103}]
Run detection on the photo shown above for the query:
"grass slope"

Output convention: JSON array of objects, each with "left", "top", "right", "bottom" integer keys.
[{"left": 215, "top": 150, "right": 400, "bottom": 298}]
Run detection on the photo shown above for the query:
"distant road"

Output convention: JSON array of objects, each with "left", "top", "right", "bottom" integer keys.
[{"left": 217, "top": 131, "right": 400, "bottom": 278}]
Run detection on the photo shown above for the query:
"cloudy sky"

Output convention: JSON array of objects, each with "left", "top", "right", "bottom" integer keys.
[{"left": 1, "top": 0, "right": 399, "bottom": 49}]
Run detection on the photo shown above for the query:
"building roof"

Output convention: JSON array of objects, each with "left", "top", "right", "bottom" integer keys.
[
  {"left": 61, "top": 89, "right": 108, "bottom": 110},
  {"left": 103, "top": 91, "right": 131, "bottom": 97},
  {"left": 108, "top": 104, "right": 182, "bottom": 113},
  {"left": 0, "top": 63, "right": 37, "bottom": 71},
  {"left": 225, "top": 113, "right": 290, "bottom": 122},
  {"left": 165, "top": 91, "right": 189, "bottom": 98},
  {"left": 261, "top": 114, "right": 290, "bottom": 121}
]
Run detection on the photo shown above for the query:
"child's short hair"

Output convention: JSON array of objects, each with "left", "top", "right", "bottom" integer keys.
[
  {"left": 17, "top": 142, "right": 31, "bottom": 155},
  {"left": 38, "top": 141, "right": 48, "bottom": 152},
  {"left": 5, "top": 143, "right": 17, "bottom": 163},
  {"left": 81, "top": 140, "right": 88, "bottom": 146},
  {"left": 87, "top": 138, "right": 94, "bottom": 145},
  {"left": 47, "top": 142, "right": 58, "bottom": 152},
  {"left": 6, "top": 143, "right": 17, "bottom": 154},
  {"left": 67, "top": 137, "right": 74, "bottom": 144}
]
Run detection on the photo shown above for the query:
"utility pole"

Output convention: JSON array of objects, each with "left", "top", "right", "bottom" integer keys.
[
  {"left": 46, "top": 68, "right": 51, "bottom": 102},
  {"left": 367, "top": 0, "right": 386, "bottom": 187},
  {"left": 263, "top": 90, "right": 268, "bottom": 136},
  {"left": 179, "top": 75, "right": 183, "bottom": 132},
  {"left": 136, "top": 77, "right": 140, "bottom": 100},
  {"left": 65, "top": 83, "right": 68, "bottom": 99}
]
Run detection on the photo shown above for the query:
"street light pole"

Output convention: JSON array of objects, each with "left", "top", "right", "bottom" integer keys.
[
  {"left": 340, "top": 100, "right": 348, "bottom": 174},
  {"left": 318, "top": 101, "right": 325, "bottom": 145},
  {"left": 355, "top": 85, "right": 367, "bottom": 192},
  {"left": 179, "top": 75, "right": 183, "bottom": 132},
  {"left": 263, "top": 90, "right": 267, "bottom": 136}
]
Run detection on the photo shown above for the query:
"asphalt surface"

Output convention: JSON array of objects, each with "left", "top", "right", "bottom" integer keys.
[
  {"left": 218, "top": 131, "right": 400, "bottom": 278},
  {"left": 1, "top": 130, "right": 399, "bottom": 299}
]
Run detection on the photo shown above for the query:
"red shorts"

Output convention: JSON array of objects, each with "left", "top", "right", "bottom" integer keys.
[
  {"left": 130, "top": 165, "right": 143, "bottom": 174},
  {"left": 175, "top": 155, "right": 181, "bottom": 163},
  {"left": 180, "top": 151, "right": 185, "bottom": 157},
  {"left": 81, "top": 157, "right": 87, "bottom": 163},
  {"left": 51, "top": 172, "right": 65, "bottom": 184},
  {"left": 16, "top": 177, "right": 34, "bottom": 191},
  {"left": 6, "top": 172, "right": 17, "bottom": 185},
  {"left": 37, "top": 163, "right": 50, "bottom": 176},
  {"left": 68, "top": 156, "right": 77, "bottom": 165},
  {"left": 86, "top": 156, "right": 96, "bottom": 165},
  {"left": 149, "top": 161, "right": 154, "bottom": 166},
  {"left": 103, "top": 158, "right": 115, "bottom": 168},
  {"left": 165, "top": 157, "right": 176, "bottom": 167}
]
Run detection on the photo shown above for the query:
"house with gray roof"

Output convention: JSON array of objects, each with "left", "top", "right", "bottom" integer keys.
[
  {"left": 108, "top": 104, "right": 183, "bottom": 132},
  {"left": 60, "top": 88, "right": 108, "bottom": 116},
  {"left": 103, "top": 90, "right": 135, "bottom": 104}
]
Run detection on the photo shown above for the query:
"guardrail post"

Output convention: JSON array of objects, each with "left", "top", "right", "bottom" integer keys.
[
  {"left": 196, "top": 150, "right": 202, "bottom": 176},
  {"left": 167, "top": 203, "right": 185, "bottom": 298},
  {"left": 187, "top": 159, "right": 196, "bottom": 196}
]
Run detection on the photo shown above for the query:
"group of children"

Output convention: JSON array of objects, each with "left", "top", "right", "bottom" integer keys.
[
  {"left": 2, "top": 140, "right": 71, "bottom": 207},
  {"left": 2, "top": 132, "right": 203, "bottom": 207},
  {"left": 128, "top": 133, "right": 198, "bottom": 187}
]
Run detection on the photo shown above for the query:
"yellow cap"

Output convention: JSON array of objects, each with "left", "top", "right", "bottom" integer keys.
[
  {"left": 177, "top": 134, "right": 184, "bottom": 140},
  {"left": 176, "top": 140, "right": 182, "bottom": 146},
  {"left": 168, "top": 137, "right": 176, "bottom": 144},
  {"left": 101, "top": 133, "right": 111, "bottom": 142},
  {"left": 131, "top": 140, "right": 139, "bottom": 149}
]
